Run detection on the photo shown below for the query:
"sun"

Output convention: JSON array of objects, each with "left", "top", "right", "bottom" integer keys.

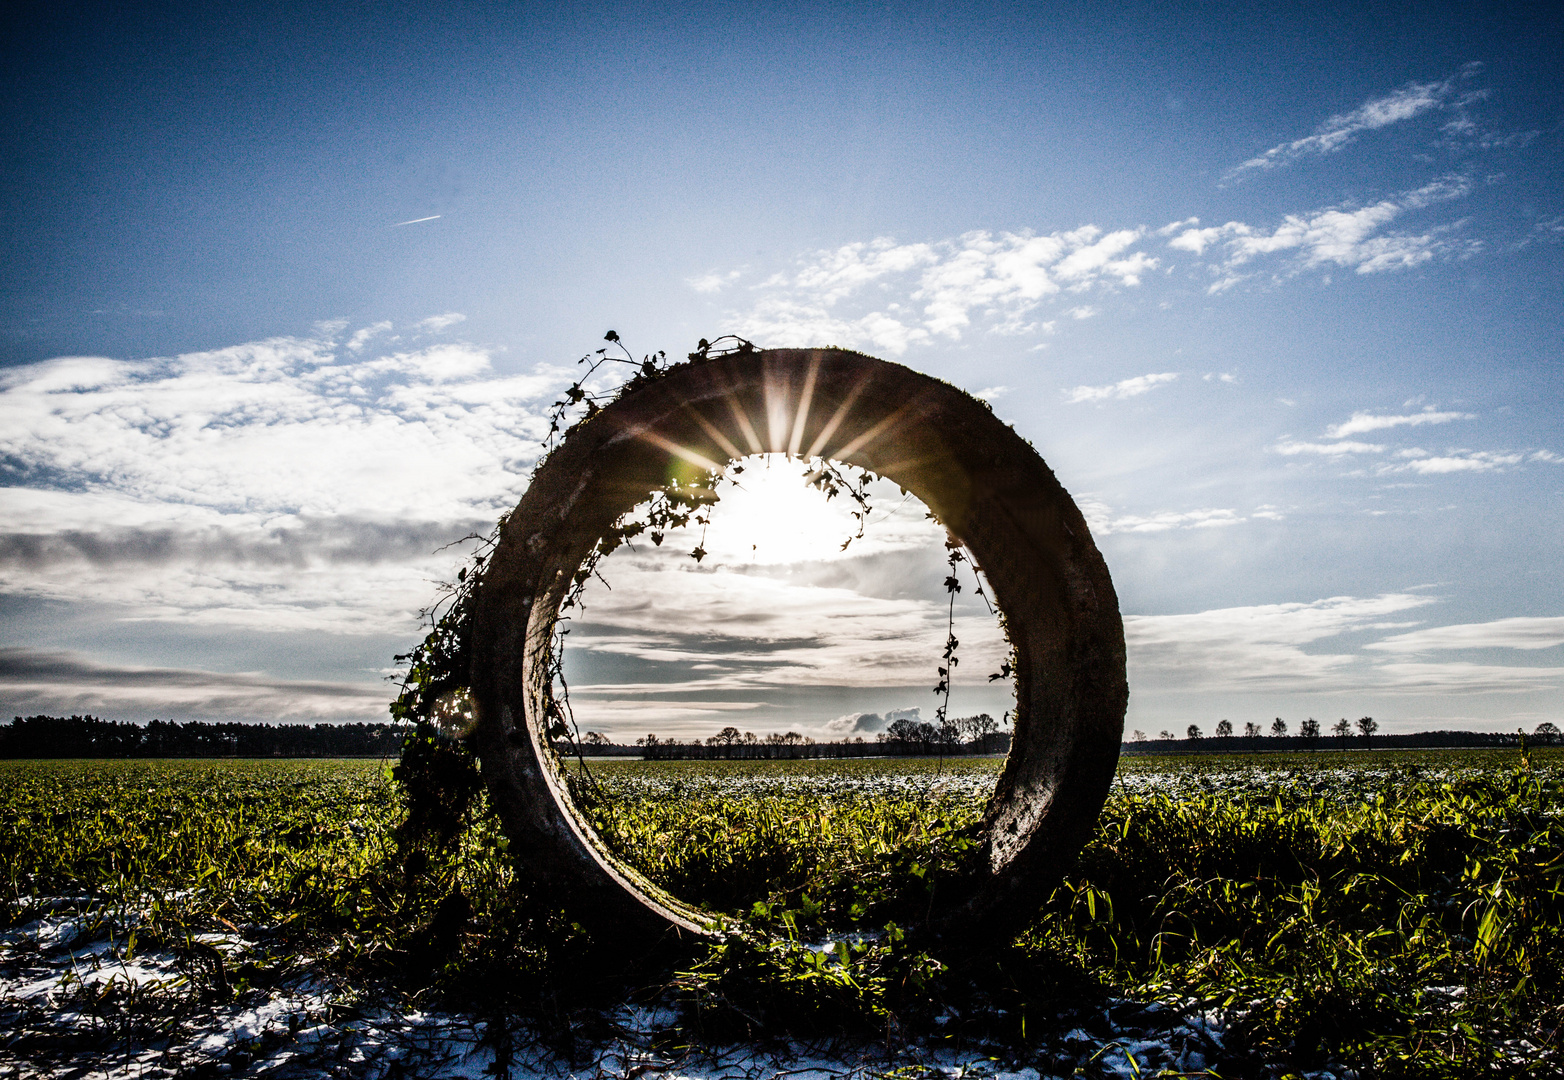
[{"left": 693, "top": 454, "right": 929, "bottom": 566}]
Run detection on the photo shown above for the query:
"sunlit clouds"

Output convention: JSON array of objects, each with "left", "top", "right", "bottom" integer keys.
[
  {"left": 0, "top": 322, "right": 557, "bottom": 638},
  {"left": 556, "top": 461, "right": 1014, "bottom": 737},
  {"left": 731, "top": 228, "right": 1157, "bottom": 354},
  {"left": 718, "top": 185, "right": 1489, "bottom": 353}
]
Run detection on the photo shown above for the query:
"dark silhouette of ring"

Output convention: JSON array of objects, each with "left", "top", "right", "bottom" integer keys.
[{"left": 467, "top": 348, "right": 1126, "bottom": 953}]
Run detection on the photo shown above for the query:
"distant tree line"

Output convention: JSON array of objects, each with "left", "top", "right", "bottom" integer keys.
[
  {"left": 1122, "top": 718, "right": 1562, "bottom": 754},
  {"left": 0, "top": 715, "right": 403, "bottom": 759},
  {"left": 571, "top": 715, "right": 1012, "bottom": 760},
  {"left": 14, "top": 712, "right": 1548, "bottom": 761}
]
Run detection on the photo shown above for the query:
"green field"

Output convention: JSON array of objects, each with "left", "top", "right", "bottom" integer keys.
[{"left": 3, "top": 748, "right": 1562, "bottom": 1077}]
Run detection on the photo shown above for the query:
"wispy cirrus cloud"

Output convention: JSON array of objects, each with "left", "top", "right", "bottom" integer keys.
[
  {"left": 1222, "top": 67, "right": 1485, "bottom": 182},
  {"left": 1079, "top": 498, "right": 1256, "bottom": 535},
  {"left": 1063, "top": 372, "right": 1178, "bottom": 404},
  {"left": 1367, "top": 616, "right": 1564, "bottom": 654},
  {"left": 1273, "top": 407, "right": 1553, "bottom": 480},
  {"left": 1273, "top": 440, "right": 1386, "bottom": 456},
  {"left": 1326, "top": 407, "right": 1474, "bottom": 438},
  {"left": 1128, "top": 593, "right": 1564, "bottom": 701},
  {"left": 1127, "top": 593, "right": 1440, "bottom": 691}
]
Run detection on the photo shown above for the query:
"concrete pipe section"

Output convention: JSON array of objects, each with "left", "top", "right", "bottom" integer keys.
[{"left": 467, "top": 348, "right": 1127, "bottom": 954}]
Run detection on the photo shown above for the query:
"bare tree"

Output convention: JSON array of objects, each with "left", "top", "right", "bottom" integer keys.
[
  {"left": 1131, "top": 729, "right": 1147, "bottom": 742},
  {"left": 1159, "top": 730, "right": 1174, "bottom": 741},
  {"left": 1535, "top": 722, "right": 1561, "bottom": 744},
  {"left": 706, "top": 725, "right": 743, "bottom": 757},
  {"left": 1270, "top": 717, "right": 1287, "bottom": 737},
  {"left": 1333, "top": 718, "right": 1351, "bottom": 739},
  {"left": 957, "top": 713, "right": 999, "bottom": 745},
  {"left": 1356, "top": 716, "right": 1378, "bottom": 739},
  {"left": 1299, "top": 717, "right": 1321, "bottom": 740},
  {"left": 1186, "top": 724, "right": 1202, "bottom": 740},
  {"left": 1215, "top": 719, "right": 1233, "bottom": 738},
  {"left": 1245, "top": 721, "right": 1262, "bottom": 738}
]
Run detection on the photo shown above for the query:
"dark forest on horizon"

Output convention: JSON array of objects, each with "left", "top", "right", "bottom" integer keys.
[{"left": 2, "top": 714, "right": 1558, "bottom": 759}]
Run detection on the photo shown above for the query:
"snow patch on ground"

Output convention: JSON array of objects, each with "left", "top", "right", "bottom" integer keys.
[{"left": 1, "top": 898, "right": 1359, "bottom": 1080}]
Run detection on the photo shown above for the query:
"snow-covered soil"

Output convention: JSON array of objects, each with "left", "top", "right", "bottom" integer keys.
[{"left": 1, "top": 898, "right": 1357, "bottom": 1080}]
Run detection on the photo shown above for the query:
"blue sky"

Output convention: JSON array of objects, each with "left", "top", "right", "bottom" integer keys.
[{"left": 2, "top": 1, "right": 1561, "bottom": 736}]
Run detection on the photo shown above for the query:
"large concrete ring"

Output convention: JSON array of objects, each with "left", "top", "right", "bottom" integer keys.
[{"left": 467, "top": 348, "right": 1127, "bottom": 953}]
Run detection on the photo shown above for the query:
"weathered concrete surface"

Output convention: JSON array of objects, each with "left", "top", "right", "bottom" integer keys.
[{"left": 467, "top": 348, "right": 1127, "bottom": 955}]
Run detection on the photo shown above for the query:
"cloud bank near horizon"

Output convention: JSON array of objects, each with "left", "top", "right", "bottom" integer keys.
[{"left": 0, "top": 323, "right": 562, "bottom": 637}]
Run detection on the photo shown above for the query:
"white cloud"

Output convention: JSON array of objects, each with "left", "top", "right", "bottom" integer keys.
[
  {"left": 1223, "top": 75, "right": 1467, "bottom": 181},
  {"left": 1367, "top": 661, "right": 1564, "bottom": 695},
  {"left": 1156, "top": 217, "right": 1201, "bottom": 237},
  {"left": 346, "top": 321, "right": 393, "bottom": 353},
  {"left": 1168, "top": 177, "right": 1474, "bottom": 279},
  {"left": 1367, "top": 616, "right": 1564, "bottom": 654},
  {"left": 415, "top": 312, "right": 467, "bottom": 333},
  {"left": 822, "top": 711, "right": 891, "bottom": 736},
  {"left": 1106, "top": 509, "right": 1244, "bottom": 533},
  {"left": 1206, "top": 274, "right": 1249, "bottom": 295},
  {"left": 731, "top": 228, "right": 1158, "bottom": 351},
  {"left": 1386, "top": 450, "right": 1524, "bottom": 475},
  {"left": 1079, "top": 499, "right": 1247, "bottom": 535},
  {"left": 737, "top": 297, "right": 932, "bottom": 356},
  {"left": 1273, "top": 440, "right": 1386, "bottom": 456},
  {"left": 972, "top": 386, "right": 1010, "bottom": 402},
  {"left": 1168, "top": 226, "right": 1227, "bottom": 255},
  {"left": 688, "top": 269, "right": 743, "bottom": 294},
  {"left": 1063, "top": 372, "right": 1178, "bottom": 404},
  {"left": 1326, "top": 407, "right": 1473, "bottom": 438}
]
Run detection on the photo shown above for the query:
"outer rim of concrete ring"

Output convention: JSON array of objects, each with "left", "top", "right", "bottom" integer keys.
[{"left": 466, "top": 348, "right": 1127, "bottom": 957}]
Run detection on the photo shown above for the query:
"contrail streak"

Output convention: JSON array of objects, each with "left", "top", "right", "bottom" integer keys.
[{"left": 391, "top": 215, "right": 442, "bottom": 226}]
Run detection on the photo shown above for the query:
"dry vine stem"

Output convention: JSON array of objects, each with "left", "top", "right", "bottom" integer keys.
[{"left": 467, "top": 348, "right": 1127, "bottom": 956}]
